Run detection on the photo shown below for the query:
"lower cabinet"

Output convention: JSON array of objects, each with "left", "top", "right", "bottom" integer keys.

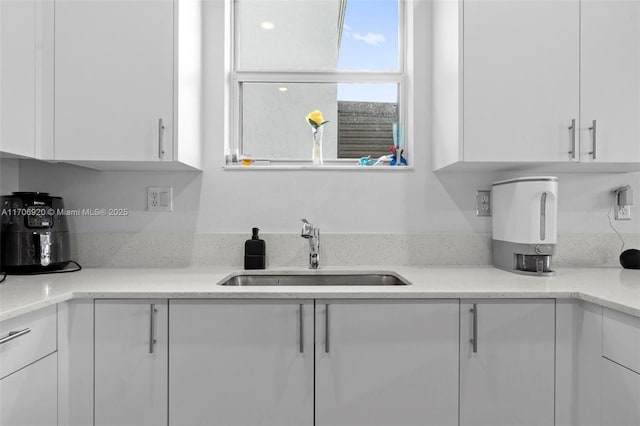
[
  {"left": 169, "top": 299, "right": 460, "bottom": 426},
  {"left": 460, "top": 299, "right": 556, "bottom": 426},
  {"left": 602, "top": 307, "right": 640, "bottom": 426},
  {"left": 0, "top": 304, "right": 57, "bottom": 426},
  {"left": 314, "top": 300, "right": 459, "bottom": 426},
  {"left": 82, "top": 296, "right": 630, "bottom": 426},
  {"left": 94, "top": 299, "right": 168, "bottom": 426},
  {"left": 0, "top": 352, "right": 57, "bottom": 426},
  {"left": 602, "top": 358, "right": 640, "bottom": 425},
  {"left": 170, "top": 300, "right": 315, "bottom": 426}
]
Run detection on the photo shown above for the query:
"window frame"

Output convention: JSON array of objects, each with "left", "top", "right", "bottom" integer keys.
[{"left": 226, "top": 0, "right": 410, "bottom": 168}]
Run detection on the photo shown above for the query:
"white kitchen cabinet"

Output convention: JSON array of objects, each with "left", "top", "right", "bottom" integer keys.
[
  {"left": 0, "top": 305, "right": 58, "bottom": 426},
  {"left": 581, "top": 0, "right": 640, "bottom": 164},
  {"left": 555, "top": 300, "right": 603, "bottom": 426},
  {"left": 433, "top": 0, "right": 579, "bottom": 170},
  {"left": 53, "top": 0, "right": 201, "bottom": 170},
  {"left": 462, "top": 0, "right": 579, "bottom": 165},
  {"left": 603, "top": 307, "right": 640, "bottom": 375},
  {"left": 169, "top": 299, "right": 315, "bottom": 426},
  {"left": 601, "top": 306, "right": 640, "bottom": 424},
  {"left": 460, "top": 299, "right": 556, "bottom": 426},
  {"left": 170, "top": 299, "right": 459, "bottom": 426},
  {"left": 94, "top": 299, "right": 168, "bottom": 426},
  {"left": 0, "top": 352, "right": 58, "bottom": 426},
  {"left": 602, "top": 358, "right": 640, "bottom": 425},
  {"left": 58, "top": 300, "right": 94, "bottom": 426},
  {"left": 0, "top": 0, "right": 36, "bottom": 158},
  {"left": 433, "top": 0, "right": 640, "bottom": 172},
  {"left": 314, "top": 300, "right": 459, "bottom": 426},
  {"left": 0, "top": 304, "right": 57, "bottom": 379}
]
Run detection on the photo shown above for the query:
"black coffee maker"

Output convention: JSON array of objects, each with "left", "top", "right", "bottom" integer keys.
[{"left": 1, "top": 192, "right": 71, "bottom": 273}]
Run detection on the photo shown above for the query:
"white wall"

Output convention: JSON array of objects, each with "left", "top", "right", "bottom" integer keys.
[
  {"left": 14, "top": 0, "right": 640, "bottom": 238},
  {"left": 0, "top": 159, "right": 19, "bottom": 194}
]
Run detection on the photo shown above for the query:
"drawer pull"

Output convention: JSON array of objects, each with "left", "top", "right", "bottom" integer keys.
[
  {"left": 325, "top": 304, "right": 330, "bottom": 354},
  {"left": 149, "top": 304, "right": 158, "bottom": 354},
  {"left": 588, "top": 119, "right": 597, "bottom": 159},
  {"left": 470, "top": 304, "right": 478, "bottom": 353},
  {"left": 0, "top": 328, "right": 31, "bottom": 345},
  {"left": 299, "top": 304, "right": 304, "bottom": 354},
  {"left": 158, "top": 118, "right": 166, "bottom": 159},
  {"left": 568, "top": 119, "right": 576, "bottom": 159}
]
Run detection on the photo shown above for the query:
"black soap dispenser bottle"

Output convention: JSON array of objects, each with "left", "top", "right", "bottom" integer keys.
[{"left": 244, "top": 227, "right": 266, "bottom": 269}]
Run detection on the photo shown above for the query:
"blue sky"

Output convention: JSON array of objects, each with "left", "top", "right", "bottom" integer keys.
[{"left": 337, "top": 0, "right": 399, "bottom": 103}]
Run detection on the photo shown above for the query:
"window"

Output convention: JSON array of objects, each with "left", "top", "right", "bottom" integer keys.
[{"left": 228, "top": 0, "right": 406, "bottom": 166}]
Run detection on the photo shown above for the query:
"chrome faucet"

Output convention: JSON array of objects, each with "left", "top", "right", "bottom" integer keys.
[{"left": 301, "top": 218, "right": 320, "bottom": 269}]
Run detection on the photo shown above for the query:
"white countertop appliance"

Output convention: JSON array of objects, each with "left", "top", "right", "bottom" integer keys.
[{"left": 492, "top": 177, "right": 558, "bottom": 276}]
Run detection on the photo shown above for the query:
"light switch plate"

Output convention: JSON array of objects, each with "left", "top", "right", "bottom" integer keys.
[{"left": 147, "top": 187, "right": 173, "bottom": 212}]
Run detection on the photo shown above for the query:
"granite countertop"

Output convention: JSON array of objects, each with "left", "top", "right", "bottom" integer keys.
[{"left": 1, "top": 266, "right": 639, "bottom": 321}]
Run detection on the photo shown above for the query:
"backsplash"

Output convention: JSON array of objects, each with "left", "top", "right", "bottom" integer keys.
[{"left": 70, "top": 232, "right": 639, "bottom": 268}]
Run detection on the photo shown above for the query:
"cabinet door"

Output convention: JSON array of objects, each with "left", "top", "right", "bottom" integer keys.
[
  {"left": 95, "top": 299, "right": 168, "bottom": 426},
  {"left": 315, "top": 300, "right": 459, "bottom": 426},
  {"left": 169, "top": 300, "right": 314, "bottom": 426},
  {"left": 463, "top": 0, "right": 579, "bottom": 162},
  {"left": 581, "top": 0, "right": 640, "bottom": 163},
  {"left": 0, "top": 352, "right": 57, "bottom": 426},
  {"left": 602, "top": 358, "right": 640, "bottom": 425},
  {"left": 460, "top": 299, "right": 555, "bottom": 426},
  {"left": 54, "top": 0, "right": 173, "bottom": 162},
  {"left": 0, "top": 0, "right": 35, "bottom": 157}
]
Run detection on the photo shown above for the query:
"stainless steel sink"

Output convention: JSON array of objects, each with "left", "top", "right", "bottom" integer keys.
[{"left": 218, "top": 272, "right": 410, "bottom": 286}]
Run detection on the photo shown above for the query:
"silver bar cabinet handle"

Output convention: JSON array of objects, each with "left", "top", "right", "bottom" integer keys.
[
  {"left": 149, "top": 304, "right": 157, "bottom": 354},
  {"left": 0, "top": 328, "right": 31, "bottom": 345},
  {"left": 589, "top": 120, "right": 597, "bottom": 159},
  {"left": 158, "top": 118, "right": 165, "bottom": 159},
  {"left": 325, "top": 304, "right": 330, "bottom": 354},
  {"left": 568, "top": 119, "right": 576, "bottom": 159},
  {"left": 470, "top": 304, "right": 478, "bottom": 353},
  {"left": 299, "top": 304, "right": 304, "bottom": 354}
]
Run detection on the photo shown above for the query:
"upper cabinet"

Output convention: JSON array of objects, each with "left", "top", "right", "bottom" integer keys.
[
  {"left": 50, "top": 0, "right": 202, "bottom": 170},
  {"left": 580, "top": 0, "right": 640, "bottom": 164},
  {"left": 0, "top": 0, "right": 37, "bottom": 158},
  {"left": 462, "top": 0, "right": 579, "bottom": 165},
  {"left": 433, "top": 0, "right": 640, "bottom": 172}
]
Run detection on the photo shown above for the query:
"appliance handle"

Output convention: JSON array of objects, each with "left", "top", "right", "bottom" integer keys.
[
  {"left": 34, "top": 232, "right": 52, "bottom": 267},
  {"left": 540, "top": 192, "right": 547, "bottom": 241}
]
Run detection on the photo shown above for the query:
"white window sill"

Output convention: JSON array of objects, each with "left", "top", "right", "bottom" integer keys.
[{"left": 222, "top": 164, "right": 413, "bottom": 171}]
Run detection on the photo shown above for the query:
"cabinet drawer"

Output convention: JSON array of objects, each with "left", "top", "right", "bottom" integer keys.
[
  {"left": 602, "top": 358, "right": 640, "bottom": 425},
  {"left": 0, "top": 305, "right": 57, "bottom": 379},
  {"left": 603, "top": 308, "right": 640, "bottom": 374},
  {"left": 0, "top": 352, "right": 58, "bottom": 426}
]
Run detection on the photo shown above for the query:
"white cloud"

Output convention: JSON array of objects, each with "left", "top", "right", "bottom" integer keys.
[
  {"left": 352, "top": 32, "right": 385, "bottom": 47},
  {"left": 344, "top": 23, "right": 352, "bottom": 31}
]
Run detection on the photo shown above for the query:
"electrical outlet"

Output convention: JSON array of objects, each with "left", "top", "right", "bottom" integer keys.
[
  {"left": 147, "top": 187, "right": 173, "bottom": 212},
  {"left": 615, "top": 204, "right": 631, "bottom": 220},
  {"left": 476, "top": 190, "right": 491, "bottom": 217}
]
